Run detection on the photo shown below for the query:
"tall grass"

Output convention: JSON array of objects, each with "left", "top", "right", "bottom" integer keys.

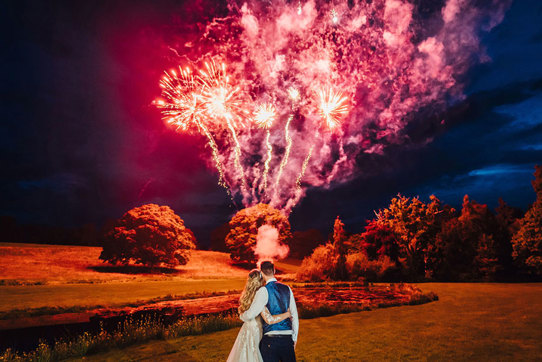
[{"left": 0, "top": 312, "right": 242, "bottom": 362}]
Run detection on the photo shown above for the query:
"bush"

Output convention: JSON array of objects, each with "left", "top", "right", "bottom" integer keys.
[
  {"left": 297, "top": 246, "right": 404, "bottom": 283},
  {"left": 296, "top": 243, "right": 337, "bottom": 281},
  {"left": 100, "top": 204, "right": 196, "bottom": 268},
  {"left": 346, "top": 253, "right": 401, "bottom": 282}
]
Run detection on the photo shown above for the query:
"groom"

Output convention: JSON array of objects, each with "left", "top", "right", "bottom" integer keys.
[{"left": 240, "top": 260, "right": 299, "bottom": 362}]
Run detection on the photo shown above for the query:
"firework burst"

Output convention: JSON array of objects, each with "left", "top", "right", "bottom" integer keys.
[
  {"left": 254, "top": 103, "right": 277, "bottom": 192},
  {"left": 288, "top": 87, "right": 300, "bottom": 103},
  {"left": 156, "top": 67, "right": 206, "bottom": 133},
  {"left": 198, "top": 61, "right": 245, "bottom": 129},
  {"left": 254, "top": 103, "right": 277, "bottom": 129},
  {"left": 318, "top": 88, "right": 349, "bottom": 130}
]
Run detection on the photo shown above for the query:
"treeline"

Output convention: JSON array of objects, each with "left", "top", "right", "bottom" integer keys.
[
  {"left": 0, "top": 216, "right": 106, "bottom": 246},
  {"left": 297, "top": 165, "right": 542, "bottom": 282}
]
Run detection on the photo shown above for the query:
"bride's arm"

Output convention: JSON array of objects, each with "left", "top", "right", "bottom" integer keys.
[
  {"left": 260, "top": 307, "right": 291, "bottom": 325},
  {"left": 240, "top": 288, "right": 268, "bottom": 322}
]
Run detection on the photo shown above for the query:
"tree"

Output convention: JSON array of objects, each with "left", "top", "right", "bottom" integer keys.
[
  {"left": 427, "top": 195, "right": 502, "bottom": 281},
  {"left": 100, "top": 204, "right": 196, "bottom": 267},
  {"left": 226, "top": 204, "right": 292, "bottom": 264},
  {"left": 494, "top": 198, "right": 523, "bottom": 277},
  {"left": 459, "top": 195, "right": 498, "bottom": 278},
  {"left": 359, "top": 219, "right": 400, "bottom": 261},
  {"left": 376, "top": 194, "right": 449, "bottom": 279},
  {"left": 332, "top": 216, "right": 348, "bottom": 280},
  {"left": 511, "top": 166, "right": 542, "bottom": 276},
  {"left": 532, "top": 165, "right": 542, "bottom": 195},
  {"left": 427, "top": 217, "right": 472, "bottom": 281},
  {"left": 511, "top": 198, "right": 542, "bottom": 276},
  {"left": 475, "top": 233, "right": 499, "bottom": 280}
]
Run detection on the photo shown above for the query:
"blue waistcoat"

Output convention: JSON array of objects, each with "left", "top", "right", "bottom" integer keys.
[{"left": 263, "top": 281, "right": 292, "bottom": 334}]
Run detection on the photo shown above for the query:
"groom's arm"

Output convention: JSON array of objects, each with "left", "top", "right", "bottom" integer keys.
[
  {"left": 288, "top": 287, "right": 299, "bottom": 345},
  {"left": 239, "top": 287, "right": 268, "bottom": 322}
]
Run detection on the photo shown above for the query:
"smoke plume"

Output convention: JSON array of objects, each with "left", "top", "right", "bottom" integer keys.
[{"left": 254, "top": 224, "right": 289, "bottom": 262}]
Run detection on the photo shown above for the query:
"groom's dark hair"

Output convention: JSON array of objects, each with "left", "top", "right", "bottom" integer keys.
[{"left": 260, "top": 261, "right": 274, "bottom": 276}]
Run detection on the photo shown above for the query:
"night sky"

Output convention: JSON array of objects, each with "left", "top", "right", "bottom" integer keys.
[{"left": 1, "top": 0, "right": 541, "bottom": 246}]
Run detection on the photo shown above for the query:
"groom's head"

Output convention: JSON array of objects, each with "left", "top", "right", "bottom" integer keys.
[{"left": 260, "top": 260, "right": 275, "bottom": 281}]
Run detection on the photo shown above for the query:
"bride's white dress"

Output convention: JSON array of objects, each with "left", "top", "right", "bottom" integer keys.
[
  {"left": 227, "top": 308, "right": 283, "bottom": 362},
  {"left": 226, "top": 316, "right": 264, "bottom": 362}
]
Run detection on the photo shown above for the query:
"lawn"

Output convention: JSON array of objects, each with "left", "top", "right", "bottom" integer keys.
[
  {"left": 0, "top": 243, "right": 249, "bottom": 285},
  {"left": 75, "top": 283, "right": 542, "bottom": 361},
  {"left": 0, "top": 279, "right": 246, "bottom": 312},
  {"left": 0, "top": 243, "right": 300, "bottom": 316}
]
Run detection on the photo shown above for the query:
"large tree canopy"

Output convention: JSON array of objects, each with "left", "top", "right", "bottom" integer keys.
[
  {"left": 100, "top": 204, "right": 196, "bottom": 267},
  {"left": 226, "top": 203, "right": 292, "bottom": 264}
]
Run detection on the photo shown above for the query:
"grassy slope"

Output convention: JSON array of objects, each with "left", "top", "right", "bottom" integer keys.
[
  {"left": 76, "top": 283, "right": 542, "bottom": 361},
  {"left": 0, "top": 243, "right": 249, "bottom": 284},
  {"left": 0, "top": 243, "right": 301, "bottom": 312},
  {"left": 0, "top": 243, "right": 251, "bottom": 311}
]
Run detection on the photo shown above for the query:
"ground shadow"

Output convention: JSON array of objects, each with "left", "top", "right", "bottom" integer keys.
[
  {"left": 230, "top": 261, "right": 256, "bottom": 270},
  {"left": 89, "top": 265, "right": 184, "bottom": 275}
]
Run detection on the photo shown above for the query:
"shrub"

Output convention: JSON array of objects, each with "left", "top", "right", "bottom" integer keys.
[
  {"left": 296, "top": 243, "right": 337, "bottom": 281},
  {"left": 100, "top": 204, "right": 196, "bottom": 268},
  {"left": 346, "top": 253, "right": 401, "bottom": 282}
]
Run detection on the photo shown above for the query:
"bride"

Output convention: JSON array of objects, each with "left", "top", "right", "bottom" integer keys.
[{"left": 227, "top": 269, "right": 291, "bottom": 362}]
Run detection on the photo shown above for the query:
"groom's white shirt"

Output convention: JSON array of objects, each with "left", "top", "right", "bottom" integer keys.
[{"left": 240, "top": 277, "right": 299, "bottom": 343}]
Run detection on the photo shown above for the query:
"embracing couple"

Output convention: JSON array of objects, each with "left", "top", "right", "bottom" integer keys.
[{"left": 227, "top": 260, "right": 299, "bottom": 362}]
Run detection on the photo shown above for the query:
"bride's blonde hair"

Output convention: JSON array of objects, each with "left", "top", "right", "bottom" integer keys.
[{"left": 238, "top": 269, "right": 263, "bottom": 313}]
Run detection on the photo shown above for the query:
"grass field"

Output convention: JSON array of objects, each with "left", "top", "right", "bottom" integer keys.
[
  {"left": 74, "top": 283, "right": 542, "bottom": 361},
  {"left": 0, "top": 243, "right": 300, "bottom": 314},
  {"left": 0, "top": 243, "right": 249, "bottom": 285},
  {"left": 0, "top": 279, "right": 246, "bottom": 312}
]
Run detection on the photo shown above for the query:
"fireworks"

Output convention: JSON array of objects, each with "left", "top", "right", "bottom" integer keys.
[
  {"left": 155, "top": 61, "right": 246, "bottom": 132},
  {"left": 318, "top": 88, "right": 349, "bottom": 130},
  {"left": 254, "top": 103, "right": 276, "bottom": 129},
  {"left": 288, "top": 87, "right": 300, "bottom": 103},
  {"left": 331, "top": 9, "right": 339, "bottom": 24},
  {"left": 153, "top": 0, "right": 504, "bottom": 213},
  {"left": 156, "top": 67, "right": 205, "bottom": 133},
  {"left": 154, "top": 62, "right": 240, "bottom": 193},
  {"left": 198, "top": 61, "right": 245, "bottom": 129},
  {"left": 274, "top": 114, "right": 294, "bottom": 195},
  {"left": 261, "top": 130, "right": 273, "bottom": 192},
  {"left": 254, "top": 103, "right": 277, "bottom": 192},
  {"left": 296, "top": 145, "right": 314, "bottom": 190}
]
